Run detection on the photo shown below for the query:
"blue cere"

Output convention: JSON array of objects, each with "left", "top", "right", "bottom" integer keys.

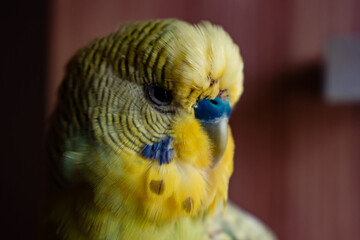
[
  {"left": 141, "top": 136, "right": 174, "bottom": 165},
  {"left": 194, "top": 97, "right": 231, "bottom": 122}
]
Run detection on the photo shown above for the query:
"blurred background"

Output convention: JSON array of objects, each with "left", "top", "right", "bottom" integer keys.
[{"left": 1, "top": 0, "right": 359, "bottom": 239}]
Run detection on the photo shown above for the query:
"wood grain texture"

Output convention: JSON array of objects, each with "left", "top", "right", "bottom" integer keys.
[{"left": 229, "top": 66, "right": 360, "bottom": 239}]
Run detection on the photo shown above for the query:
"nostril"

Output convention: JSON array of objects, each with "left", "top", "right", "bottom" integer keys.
[
  {"left": 210, "top": 99, "right": 218, "bottom": 105},
  {"left": 194, "top": 97, "right": 231, "bottom": 121}
]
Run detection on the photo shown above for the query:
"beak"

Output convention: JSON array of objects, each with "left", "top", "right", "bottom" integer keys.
[{"left": 195, "top": 97, "right": 231, "bottom": 167}]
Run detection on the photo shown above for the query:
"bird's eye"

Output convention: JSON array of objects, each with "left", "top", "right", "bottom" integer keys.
[{"left": 147, "top": 85, "right": 173, "bottom": 106}]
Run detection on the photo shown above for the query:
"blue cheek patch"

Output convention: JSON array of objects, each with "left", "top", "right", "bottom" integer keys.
[
  {"left": 141, "top": 136, "right": 174, "bottom": 165},
  {"left": 195, "top": 97, "right": 231, "bottom": 122}
]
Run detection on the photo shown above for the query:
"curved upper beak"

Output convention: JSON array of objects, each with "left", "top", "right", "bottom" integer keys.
[{"left": 194, "top": 97, "right": 231, "bottom": 167}]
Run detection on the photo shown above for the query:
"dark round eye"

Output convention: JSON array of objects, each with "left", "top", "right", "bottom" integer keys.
[{"left": 147, "top": 85, "right": 173, "bottom": 106}]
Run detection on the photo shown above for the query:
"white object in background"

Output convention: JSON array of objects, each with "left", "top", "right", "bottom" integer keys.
[{"left": 325, "top": 36, "right": 360, "bottom": 102}]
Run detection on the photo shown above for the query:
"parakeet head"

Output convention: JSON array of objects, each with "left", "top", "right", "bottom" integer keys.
[{"left": 48, "top": 19, "right": 243, "bottom": 223}]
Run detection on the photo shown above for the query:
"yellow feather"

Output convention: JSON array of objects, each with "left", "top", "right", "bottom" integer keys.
[{"left": 44, "top": 19, "right": 244, "bottom": 240}]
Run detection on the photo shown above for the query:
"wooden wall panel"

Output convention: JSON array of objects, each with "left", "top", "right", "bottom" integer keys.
[{"left": 229, "top": 67, "right": 360, "bottom": 239}]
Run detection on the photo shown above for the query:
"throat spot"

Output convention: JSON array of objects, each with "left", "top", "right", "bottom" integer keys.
[{"left": 141, "top": 136, "right": 174, "bottom": 165}]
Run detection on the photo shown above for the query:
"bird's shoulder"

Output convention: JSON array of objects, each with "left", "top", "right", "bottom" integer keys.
[{"left": 204, "top": 203, "right": 277, "bottom": 240}]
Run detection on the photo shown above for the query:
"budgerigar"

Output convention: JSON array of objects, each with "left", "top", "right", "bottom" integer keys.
[{"left": 43, "top": 19, "right": 276, "bottom": 240}]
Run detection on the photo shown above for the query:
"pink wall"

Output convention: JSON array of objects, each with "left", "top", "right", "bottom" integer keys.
[{"left": 47, "top": 1, "right": 360, "bottom": 239}]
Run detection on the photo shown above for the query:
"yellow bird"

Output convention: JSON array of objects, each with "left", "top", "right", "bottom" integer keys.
[{"left": 43, "top": 19, "right": 276, "bottom": 240}]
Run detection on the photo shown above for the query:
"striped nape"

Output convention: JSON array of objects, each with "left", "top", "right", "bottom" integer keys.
[
  {"left": 45, "top": 20, "right": 179, "bottom": 186},
  {"left": 78, "top": 19, "right": 178, "bottom": 89}
]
